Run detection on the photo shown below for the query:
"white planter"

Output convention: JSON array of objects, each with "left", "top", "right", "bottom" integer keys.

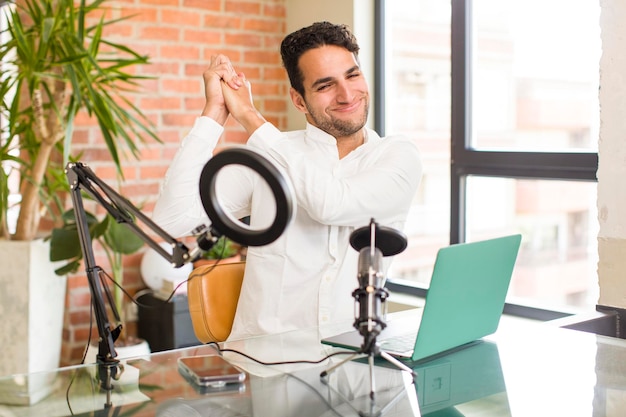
[{"left": 0, "top": 239, "right": 67, "bottom": 404}]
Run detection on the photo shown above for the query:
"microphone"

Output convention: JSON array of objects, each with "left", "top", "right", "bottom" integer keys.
[
  {"left": 321, "top": 219, "right": 416, "bottom": 395},
  {"left": 350, "top": 219, "right": 408, "bottom": 350},
  {"left": 353, "top": 244, "right": 388, "bottom": 340}
]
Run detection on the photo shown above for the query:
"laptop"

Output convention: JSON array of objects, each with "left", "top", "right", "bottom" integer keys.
[{"left": 322, "top": 234, "right": 522, "bottom": 362}]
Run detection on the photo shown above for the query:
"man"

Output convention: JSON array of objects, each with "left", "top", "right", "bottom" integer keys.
[{"left": 153, "top": 21, "right": 422, "bottom": 340}]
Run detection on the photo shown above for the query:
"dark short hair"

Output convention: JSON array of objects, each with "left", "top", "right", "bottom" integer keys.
[{"left": 280, "top": 21, "right": 360, "bottom": 96}]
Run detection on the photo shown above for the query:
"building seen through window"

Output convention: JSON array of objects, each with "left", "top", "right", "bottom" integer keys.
[{"left": 383, "top": 0, "right": 600, "bottom": 314}]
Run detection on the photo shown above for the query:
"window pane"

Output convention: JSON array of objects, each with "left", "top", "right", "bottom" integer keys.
[
  {"left": 466, "top": 176, "right": 598, "bottom": 312},
  {"left": 385, "top": 0, "right": 451, "bottom": 284},
  {"left": 472, "top": 0, "right": 600, "bottom": 151}
]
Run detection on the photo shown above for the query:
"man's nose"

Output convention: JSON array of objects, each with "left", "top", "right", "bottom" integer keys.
[{"left": 335, "top": 81, "right": 354, "bottom": 103}]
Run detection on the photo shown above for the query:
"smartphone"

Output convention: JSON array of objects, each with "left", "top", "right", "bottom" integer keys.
[{"left": 178, "top": 355, "right": 246, "bottom": 388}]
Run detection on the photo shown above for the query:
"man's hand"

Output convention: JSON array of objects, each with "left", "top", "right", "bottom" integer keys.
[
  {"left": 221, "top": 72, "right": 266, "bottom": 135},
  {"left": 201, "top": 55, "right": 243, "bottom": 125}
]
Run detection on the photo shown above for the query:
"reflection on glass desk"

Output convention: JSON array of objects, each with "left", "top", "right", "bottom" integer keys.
[{"left": 2, "top": 310, "right": 626, "bottom": 416}]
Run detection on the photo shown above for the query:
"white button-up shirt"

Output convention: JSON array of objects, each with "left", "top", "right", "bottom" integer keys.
[{"left": 153, "top": 117, "right": 422, "bottom": 340}]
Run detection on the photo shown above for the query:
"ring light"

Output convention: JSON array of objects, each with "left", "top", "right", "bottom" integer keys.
[{"left": 199, "top": 147, "right": 294, "bottom": 247}]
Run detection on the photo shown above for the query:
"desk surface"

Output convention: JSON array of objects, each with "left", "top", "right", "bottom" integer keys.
[{"left": 1, "top": 310, "right": 626, "bottom": 416}]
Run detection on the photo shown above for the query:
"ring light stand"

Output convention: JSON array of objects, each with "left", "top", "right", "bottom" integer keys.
[{"left": 66, "top": 147, "right": 293, "bottom": 410}]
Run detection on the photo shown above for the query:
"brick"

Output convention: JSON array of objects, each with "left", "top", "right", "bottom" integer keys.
[
  {"left": 225, "top": 1, "right": 261, "bottom": 15},
  {"left": 161, "top": 9, "right": 203, "bottom": 27},
  {"left": 139, "top": 25, "right": 181, "bottom": 41},
  {"left": 142, "top": 0, "right": 179, "bottom": 5},
  {"left": 148, "top": 61, "right": 181, "bottom": 76},
  {"left": 160, "top": 44, "right": 202, "bottom": 60},
  {"left": 225, "top": 33, "right": 262, "bottom": 48},
  {"left": 204, "top": 13, "right": 241, "bottom": 29},
  {"left": 242, "top": 17, "right": 284, "bottom": 33},
  {"left": 120, "top": 6, "right": 159, "bottom": 22},
  {"left": 243, "top": 50, "right": 280, "bottom": 64},
  {"left": 140, "top": 96, "right": 182, "bottom": 111},
  {"left": 263, "top": 3, "right": 286, "bottom": 18},
  {"left": 182, "top": 0, "right": 221, "bottom": 11},
  {"left": 163, "top": 112, "right": 198, "bottom": 127},
  {"left": 161, "top": 78, "right": 202, "bottom": 94},
  {"left": 264, "top": 98, "right": 288, "bottom": 113},
  {"left": 184, "top": 29, "right": 223, "bottom": 45}
]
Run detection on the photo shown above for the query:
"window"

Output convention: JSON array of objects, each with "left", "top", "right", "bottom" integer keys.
[
  {"left": 0, "top": 3, "right": 20, "bottom": 235},
  {"left": 379, "top": 0, "right": 600, "bottom": 316}
]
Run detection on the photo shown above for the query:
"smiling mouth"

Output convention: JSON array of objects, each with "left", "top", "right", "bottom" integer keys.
[{"left": 333, "top": 99, "right": 363, "bottom": 114}]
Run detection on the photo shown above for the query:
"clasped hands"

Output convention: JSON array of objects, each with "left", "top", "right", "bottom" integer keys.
[{"left": 202, "top": 54, "right": 265, "bottom": 134}]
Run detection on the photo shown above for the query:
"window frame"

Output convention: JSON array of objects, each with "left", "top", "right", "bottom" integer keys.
[{"left": 376, "top": 0, "right": 599, "bottom": 320}]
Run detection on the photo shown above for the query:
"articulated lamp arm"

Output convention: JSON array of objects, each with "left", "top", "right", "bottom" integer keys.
[{"left": 65, "top": 161, "right": 217, "bottom": 366}]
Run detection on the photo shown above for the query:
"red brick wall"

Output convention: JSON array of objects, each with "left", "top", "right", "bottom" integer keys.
[{"left": 61, "top": 0, "right": 288, "bottom": 366}]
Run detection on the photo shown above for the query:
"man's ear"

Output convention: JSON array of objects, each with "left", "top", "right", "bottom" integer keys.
[{"left": 289, "top": 88, "right": 308, "bottom": 114}]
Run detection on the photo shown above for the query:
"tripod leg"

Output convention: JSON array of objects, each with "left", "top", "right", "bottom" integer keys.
[
  {"left": 368, "top": 354, "right": 376, "bottom": 400},
  {"left": 379, "top": 351, "right": 417, "bottom": 378},
  {"left": 320, "top": 352, "right": 362, "bottom": 379}
]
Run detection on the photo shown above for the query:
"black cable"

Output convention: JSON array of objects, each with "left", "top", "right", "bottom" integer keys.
[
  {"left": 66, "top": 298, "right": 97, "bottom": 415},
  {"left": 99, "top": 244, "right": 229, "bottom": 309},
  {"left": 204, "top": 342, "right": 352, "bottom": 416},
  {"left": 205, "top": 341, "right": 361, "bottom": 366}
]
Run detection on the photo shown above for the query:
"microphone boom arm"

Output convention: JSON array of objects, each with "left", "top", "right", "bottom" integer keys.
[
  {"left": 66, "top": 161, "right": 210, "bottom": 366},
  {"left": 64, "top": 149, "right": 294, "bottom": 407}
]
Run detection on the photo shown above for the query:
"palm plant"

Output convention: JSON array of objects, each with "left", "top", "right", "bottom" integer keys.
[{"left": 0, "top": 0, "right": 158, "bottom": 241}]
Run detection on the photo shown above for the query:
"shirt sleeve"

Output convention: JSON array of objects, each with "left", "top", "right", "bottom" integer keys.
[
  {"left": 248, "top": 123, "right": 423, "bottom": 228},
  {"left": 151, "top": 117, "right": 223, "bottom": 237}
]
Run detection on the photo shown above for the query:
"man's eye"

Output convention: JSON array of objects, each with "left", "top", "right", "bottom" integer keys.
[{"left": 317, "top": 84, "right": 331, "bottom": 91}]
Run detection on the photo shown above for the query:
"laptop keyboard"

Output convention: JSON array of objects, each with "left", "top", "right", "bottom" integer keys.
[{"left": 379, "top": 332, "right": 418, "bottom": 354}]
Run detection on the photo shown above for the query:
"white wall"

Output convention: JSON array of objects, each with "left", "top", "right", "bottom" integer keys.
[{"left": 598, "top": 0, "right": 626, "bottom": 309}]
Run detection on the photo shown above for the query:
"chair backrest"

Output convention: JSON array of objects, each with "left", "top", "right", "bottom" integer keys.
[{"left": 187, "top": 261, "right": 245, "bottom": 343}]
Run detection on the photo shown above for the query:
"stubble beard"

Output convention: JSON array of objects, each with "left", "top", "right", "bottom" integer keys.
[{"left": 306, "top": 99, "right": 369, "bottom": 139}]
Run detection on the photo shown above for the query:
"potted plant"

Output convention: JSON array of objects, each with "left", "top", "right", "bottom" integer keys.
[
  {"left": 0, "top": 0, "right": 158, "bottom": 241},
  {"left": 192, "top": 235, "right": 243, "bottom": 268},
  {"left": 0, "top": 0, "right": 158, "bottom": 378}
]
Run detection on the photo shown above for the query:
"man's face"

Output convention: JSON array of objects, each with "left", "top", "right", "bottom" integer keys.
[{"left": 291, "top": 45, "right": 370, "bottom": 138}]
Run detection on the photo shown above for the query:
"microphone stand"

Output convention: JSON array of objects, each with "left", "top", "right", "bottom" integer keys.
[
  {"left": 320, "top": 219, "right": 416, "bottom": 408},
  {"left": 66, "top": 161, "right": 218, "bottom": 406}
]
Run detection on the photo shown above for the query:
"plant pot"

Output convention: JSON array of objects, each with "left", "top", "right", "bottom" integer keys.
[
  {"left": 0, "top": 239, "right": 66, "bottom": 404},
  {"left": 192, "top": 255, "right": 241, "bottom": 269}
]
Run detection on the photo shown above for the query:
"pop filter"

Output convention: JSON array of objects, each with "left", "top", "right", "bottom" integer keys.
[
  {"left": 199, "top": 147, "right": 294, "bottom": 247},
  {"left": 349, "top": 219, "right": 407, "bottom": 256}
]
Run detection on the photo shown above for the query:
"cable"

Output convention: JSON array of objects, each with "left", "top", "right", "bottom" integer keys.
[
  {"left": 205, "top": 341, "right": 360, "bottom": 367},
  {"left": 95, "top": 247, "right": 229, "bottom": 310},
  {"left": 66, "top": 299, "right": 97, "bottom": 415},
  {"left": 204, "top": 342, "right": 351, "bottom": 416}
]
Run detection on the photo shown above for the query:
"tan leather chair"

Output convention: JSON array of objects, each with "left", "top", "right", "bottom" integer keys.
[{"left": 187, "top": 261, "right": 245, "bottom": 343}]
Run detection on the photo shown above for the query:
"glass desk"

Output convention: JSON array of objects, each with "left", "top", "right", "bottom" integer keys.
[{"left": 1, "top": 310, "right": 626, "bottom": 416}]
